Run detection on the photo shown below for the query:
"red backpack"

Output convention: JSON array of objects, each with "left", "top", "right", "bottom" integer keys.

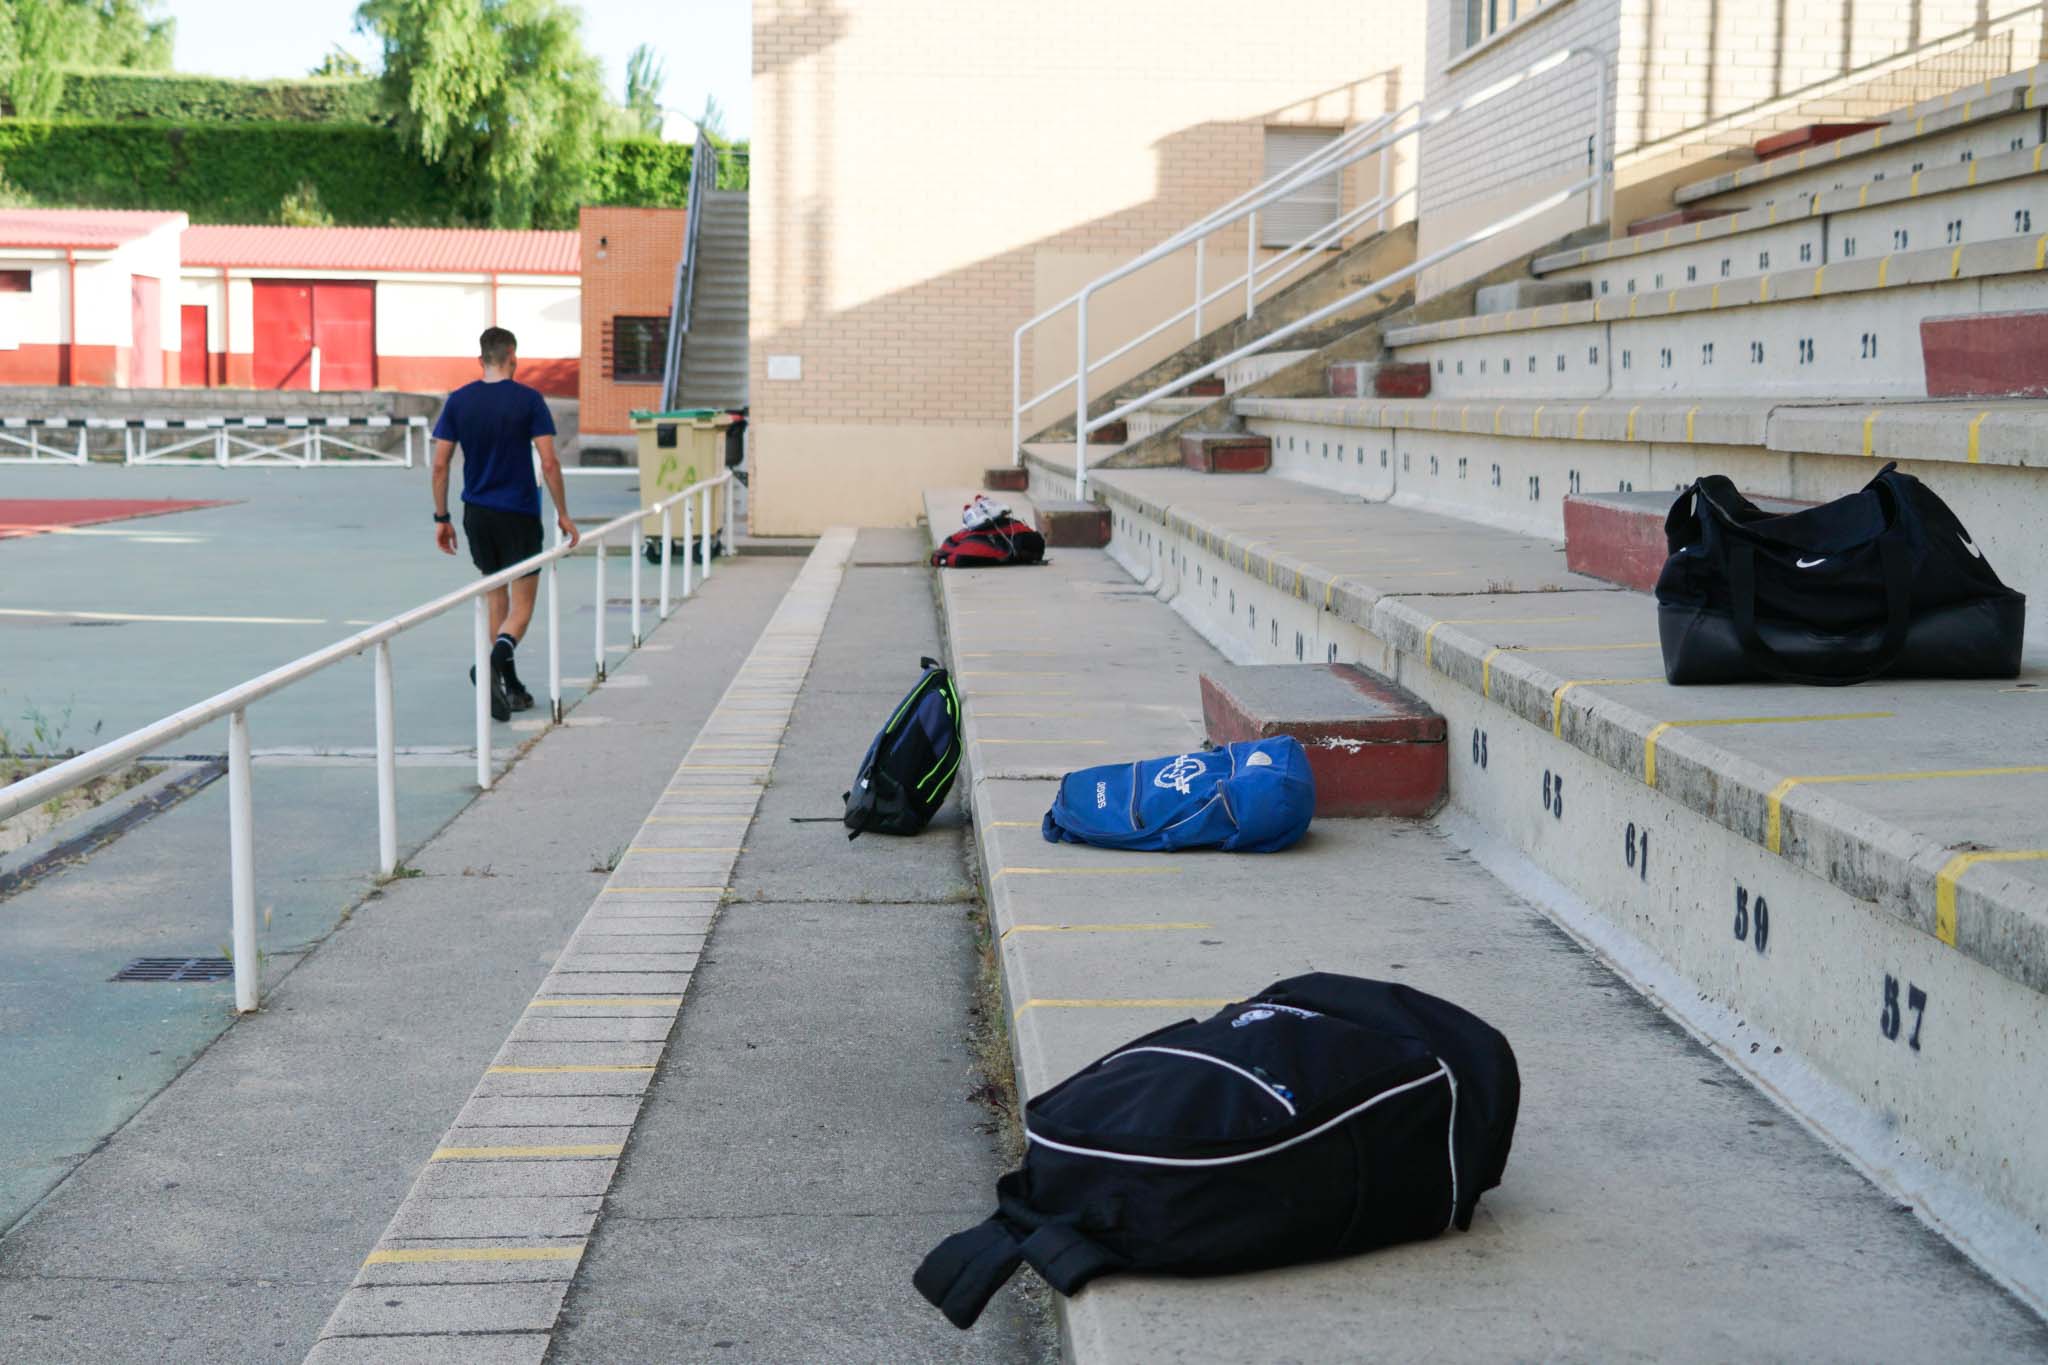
[{"left": 930, "top": 499, "right": 1046, "bottom": 567}]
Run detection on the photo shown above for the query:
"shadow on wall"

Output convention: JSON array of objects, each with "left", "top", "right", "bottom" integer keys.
[{"left": 751, "top": 0, "right": 1412, "bottom": 532}]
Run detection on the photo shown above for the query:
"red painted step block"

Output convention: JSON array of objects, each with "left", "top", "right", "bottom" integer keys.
[
  {"left": 1200, "top": 663, "right": 1446, "bottom": 818},
  {"left": 1180, "top": 431, "right": 1270, "bottom": 473},
  {"left": 1626, "top": 206, "right": 1736, "bottom": 236},
  {"left": 1565, "top": 489, "right": 1809, "bottom": 592},
  {"left": 1922, "top": 309, "right": 2048, "bottom": 397},
  {"left": 1373, "top": 361, "right": 1430, "bottom": 398},
  {"left": 1752, "top": 122, "right": 1884, "bottom": 160},
  {"left": 983, "top": 466, "right": 1028, "bottom": 492},
  {"left": 1089, "top": 420, "right": 1128, "bottom": 444},
  {"left": 1037, "top": 499, "right": 1110, "bottom": 548},
  {"left": 1184, "top": 377, "right": 1226, "bottom": 397}
]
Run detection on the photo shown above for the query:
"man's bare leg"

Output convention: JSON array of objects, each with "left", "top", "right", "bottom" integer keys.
[
  {"left": 503, "top": 575, "right": 538, "bottom": 642},
  {"left": 486, "top": 585, "right": 510, "bottom": 643}
]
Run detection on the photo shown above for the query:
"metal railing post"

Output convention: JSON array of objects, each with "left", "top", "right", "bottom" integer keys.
[
  {"left": 228, "top": 707, "right": 258, "bottom": 1012},
  {"left": 1378, "top": 150, "right": 1391, "bottom": 232},
  {"left": 1245, "top": 212, "right": 1258, "bottom": 318},
  {"left": 699, "top": 486, "right": 713, "bottom": 579},
  {"left": 1193, "top": 238, "right": 1205, "bottom": 336},
  {"left": 659, "top": 506, "right": 673, "bottom": 619},
  {"left": 473, "top": 597, "right": 492, "bottom": 790},
  {"left": 1074, "top": 290, "right": 1090, "bottom": 501},
  {"left": 593, "top": 531, "right": 607, "bottom": 682},
  {"left": 373, "top": 640, "right": 397, "bottom": 876},
  {"left": 546, "top": 527, "right": 562, "bottom": 724},
  {"left": 1011, "top": 328, "right": 1023, "bottom": 461},
  {"left": 724, "top": 471, "right": 736, "bottom": 545},
  {"left": 682, "top": 500, "right": 695, "bottom": 598},
  {"left": 629, "top": 524, "right": 643, "bottom": 647},
  {"left": 1592, "top": 55, "right": 1611, "bottom": 228}
]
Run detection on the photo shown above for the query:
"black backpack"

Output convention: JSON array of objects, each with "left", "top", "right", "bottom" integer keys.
[
  {"left": 914, "top": 973, "right": 1520, "bottom": 1328},
  {"left": 842, "top": 658, "right": 963, "bottom": 838},
  {"left": 1656, "top": 463, "right": 2025, "bottom": 685}
]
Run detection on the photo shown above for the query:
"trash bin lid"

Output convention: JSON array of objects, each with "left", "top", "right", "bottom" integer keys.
[{"left": 630, "top": 408, "right": 731, "bottom": 427}]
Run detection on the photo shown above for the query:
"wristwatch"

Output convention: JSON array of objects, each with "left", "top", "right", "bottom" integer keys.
[{"left": 433, "top": 512, "right": 452, "bottom": 524}]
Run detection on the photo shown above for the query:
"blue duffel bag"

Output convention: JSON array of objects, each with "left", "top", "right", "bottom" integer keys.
[{"left": 1040, "top": 736, "right": 1314, "bottom": 853}]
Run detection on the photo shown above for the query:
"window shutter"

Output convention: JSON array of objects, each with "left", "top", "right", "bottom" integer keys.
[{"left": 1261, "top": 128, "right": 1343, "bottom": 248}]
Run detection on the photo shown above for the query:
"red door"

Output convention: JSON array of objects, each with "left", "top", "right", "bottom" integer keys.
[
  {"left": 180, "top": 305, "right": 210, "bottom": 386},
  {"left": 312, "top": 280, "right": 375, "bottom": 389},
  {"left": 252, "top": 280, "right": 375, "bottom": 390},
  {"left": 252, "top": 280, "right": 313, "bottom": 388},
  {"left": 130, "top": 275, "right": 163, "bottom": 387}
]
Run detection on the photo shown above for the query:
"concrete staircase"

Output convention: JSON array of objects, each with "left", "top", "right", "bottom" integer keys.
[
  {"left": 675, "top": 189, "right": 749, "bottom": 411},
  {"left": 950, "top": 59, "right": 2048, "bottom": 1358}
]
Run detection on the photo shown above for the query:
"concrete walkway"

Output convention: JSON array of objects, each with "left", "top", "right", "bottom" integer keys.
[
  {"left": 0, "top": 553, "right": 800, "bottom": 1365},
  {"left": 921, "top": 496, "right": 2048, "bottom": 1362},
  {"left": 549, "top": 528, "right": 1051, "bottom": 1363}
]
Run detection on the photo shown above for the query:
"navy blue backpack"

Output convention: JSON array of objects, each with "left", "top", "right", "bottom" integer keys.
[
  {"left": 1041, "top": 736, "right": 1314, "bottom": 853},
  {"left": 843, "top": 658, "right": 962, "bottom": 839}
]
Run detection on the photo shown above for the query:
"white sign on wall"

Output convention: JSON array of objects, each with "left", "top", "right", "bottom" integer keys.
[{"left": 766, "top": 354, "right": 802, "bottom": 381}]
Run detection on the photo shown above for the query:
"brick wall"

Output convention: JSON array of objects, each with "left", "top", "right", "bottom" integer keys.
[
  {"left": 750, "top": 0, "right": 1427, "bottom": 533},
  {"left": 579, "top": 206, "right": 686, "bottom": 437}
]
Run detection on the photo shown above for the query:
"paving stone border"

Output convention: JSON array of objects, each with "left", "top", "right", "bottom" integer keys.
[{"left": 304, "top": 529, "right": 856, "bottom": 1363}]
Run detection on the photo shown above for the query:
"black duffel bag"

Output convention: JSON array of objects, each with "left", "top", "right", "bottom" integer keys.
[
  {"left": 1656, "top": 463, "right": 2025, "bottom": 685},
  {"left": 913, "top": 973, "right": 1520, "bottom": 1328}
]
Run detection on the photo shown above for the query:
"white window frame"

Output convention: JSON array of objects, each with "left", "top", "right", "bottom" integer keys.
[{"left": 1454, "top": 0, "right": 1567, "bottom": 63}]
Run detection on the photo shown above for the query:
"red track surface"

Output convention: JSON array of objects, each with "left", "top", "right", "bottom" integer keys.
[{"left": 0, "top": 498, "right": 230, "bottom": 540}]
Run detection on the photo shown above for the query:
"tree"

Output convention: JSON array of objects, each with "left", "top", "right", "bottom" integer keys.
[
  {"left": 310, "top": 46, "right": 368, "bottom": 78},
  {"left": 0, "top": 0, "right": 173, "bottom": 117},
  {"left": 624, "top": 42, "right": 663, "bottom": 137},
  {"left": 354, "top": 0, "right": 604, "bottom": 229},
  {"left": 696, "top": 93, "right": 725, "bottom": 140}
]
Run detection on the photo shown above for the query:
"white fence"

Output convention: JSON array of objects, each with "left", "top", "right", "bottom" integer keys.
[
  {"left": 0, "top": 471, "right": 738, "bottom": 1013},
  {"left": 0, "top": 414, "right": 429, "bottom": 467}
]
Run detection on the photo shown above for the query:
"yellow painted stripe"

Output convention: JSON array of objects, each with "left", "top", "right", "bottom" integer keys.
[
  {"left": 1862, "top": 409, "right": 1878, "bottom": 458},
  {"left": 1967, "top": 409, "right": 1990, "bottom": 463},
  {"left": 978, "top": 738, "right": 1109, "bottom": 745},
  {"left": 694, "top": 743, "right": 782, "bottom": 751},
  {"left": 527, "top": 997, "right": 683, "bottom": 1008},
  {"left": 604, "top": 885, "right": 725, "bottom": 893},
  {"left": 642, "top": 816, "right": 751, "bottom": 823},
  {"left": 1711, "top": 283, "right": 1721, "bottom": 309},
  {"left": 1910, "top": 170, "right": 1920, "bottom": 196},
  {"left": 1950, "top": 244, "right": 1965, "bottom": 278},
  {"left": 1575, "top": 404, "right": 1589, "bottom": 438},
  {"left": 1935, "top": 850, "right": 2048, "bottom": 946},
  {"left": 1001, "top": 921, "right": 1212, "bottom": 940},
  {"left": 365, "top": 1246, "right": 585, "bottom": 1265},
  {"left": 1685, "top": 405, "right": 1699, "bottom": 442},
  {"left": 1812, "top": 264, "right": 1825, "bottom": 296},
  {"left": 1625, "top": 405, "right": 1640, "bottom": 442},
  {"left": 1769, "top": 765, "right": 2048, "bottom": 854},
  {"left": 1014, "top": 997, "right": 1233, "bottom": 1022},
  {"left": 486, "top": 1065, "right": 656, "bottom": 1074},
  {"left": 1532, "top": 404, "right": 1545, "bottom": 437},
  {"left": 1481, "top": 646, "right": 1502, "bottom": 698},
  {"left": 985, "top": 820, "right": 1040, "bottom": 828},
  {"left": 996, "top": 866, "right": 1181, "bottom": 878},
  {"left": 1552, "top": 678, "right": 1666, "bottom": 737},
  {"left": 1759, "top": 275, "right": 1771, "bottom": 303},
  {"left": 628, "top": 847, "right": 742, "bottom": 853},
  {"left": 1878, "top": 255, "right": 1890, "bottom": 287},
  {"left": 1641, "top": 711, "right": 1892, "bottom": 787},
  {"left": 431, "top": 1143, "right": 624, "bottom": 1159}
]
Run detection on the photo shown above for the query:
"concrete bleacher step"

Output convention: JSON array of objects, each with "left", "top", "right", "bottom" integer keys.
[
  {"left": 1753, "top": 121, "right": 1888, "bottom": 160},
  {"left": 1125, "top": 396, "right": 1208, "bottom": 442},
  {"left": 919, "top": 484, "right": 2048, "bottom": 1358},
  {"left": 1561, "top": 487, "right": 1809, "bottom": 591},
  {"left": 1033, "top": 460, "right": 2048, "bottom": 1314},
  {"left": 1220, "top": 347, "right": 1314, "bottom": 393},
  {"left": 1199, "top": 662, "right": 1446, "bottom": 816}
]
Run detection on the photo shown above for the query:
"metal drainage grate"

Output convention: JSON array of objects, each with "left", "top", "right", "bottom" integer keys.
[{"left": 110, "top": 957, "right": 233, "bottom": 983}]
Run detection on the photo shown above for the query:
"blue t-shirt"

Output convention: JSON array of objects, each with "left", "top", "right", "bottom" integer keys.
[{"left": 433, "top": 379, "right": 557, "bottom": 518}]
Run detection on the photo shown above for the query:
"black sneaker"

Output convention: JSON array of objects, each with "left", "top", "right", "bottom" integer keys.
[
  {"left": 503, "top": 666, "right": 535, "bottom": 713},
  {"left": 470, "top": 664, "right": 511, "bottom": 722}
]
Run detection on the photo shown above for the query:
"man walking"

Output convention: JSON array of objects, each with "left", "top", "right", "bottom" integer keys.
[{"left": 431, "top": 326, "right": 580, "bottom": 720}]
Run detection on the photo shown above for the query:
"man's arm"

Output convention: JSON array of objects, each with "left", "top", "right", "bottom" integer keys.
[
  {"left": 431, "top": 438, "right": 457, "bottom": 555},
  {"left": 535, "top": 435, "right": 579, "bottom": 548}
]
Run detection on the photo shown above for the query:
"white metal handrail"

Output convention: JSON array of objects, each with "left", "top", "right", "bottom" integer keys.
[
  {"left": 1010, "top": 103, "right": 1418, "bottom": 452},
  {"left": 1020, "top": 44, "right": 1611, "bottom": 492},
  {"left": 0, "top": 469, "right": 739, "bottom": 1014}
]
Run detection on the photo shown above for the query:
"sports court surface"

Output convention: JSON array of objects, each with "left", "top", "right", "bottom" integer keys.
[{"left": 0, "top": 461, "right": 645, "bottom": 1230}]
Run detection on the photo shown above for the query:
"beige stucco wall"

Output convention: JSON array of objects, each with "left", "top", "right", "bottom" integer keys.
[
  {"left": 751, "top": 0, "right": 1427, "bottom": 534},
  {"left": 1415, "top": 0, "right": 2048, "bottom": 298}
]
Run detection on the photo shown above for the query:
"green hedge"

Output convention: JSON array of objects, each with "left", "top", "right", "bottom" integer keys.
[
  {"left": 0, "top": 122, "right": 697, "bottom": 226},
  {"left": 53, "top": 70, "right": 383, "bottom": 124}
]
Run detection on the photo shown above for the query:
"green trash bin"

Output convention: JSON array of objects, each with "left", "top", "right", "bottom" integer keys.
[{"left": 631, "top": 408, "right": 732, "bottom": 562}]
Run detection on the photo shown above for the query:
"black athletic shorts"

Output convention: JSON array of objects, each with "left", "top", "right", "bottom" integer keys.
[{"left": 463, "top": 503, "right": 543, "bottom": 578}]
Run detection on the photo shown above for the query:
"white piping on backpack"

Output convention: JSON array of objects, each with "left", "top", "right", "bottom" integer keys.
[
  {"left": 1103, "top": 1046, "right": 1298, "bottom": 1116},
  {"left": 1025, "top": 1062, "right": 1451, "bottom": 1168},
  {"left": 1442, "top": 1061, "right": 1461, "bottom": 1233}
]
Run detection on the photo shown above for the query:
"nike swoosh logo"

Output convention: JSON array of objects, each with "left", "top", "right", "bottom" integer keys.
[
  {"left": 1795, "top": 557, "right": 1827, "bottom": 568},
  {"left": 1960, "top": 534, "right": 1983, "bottom": 558}
]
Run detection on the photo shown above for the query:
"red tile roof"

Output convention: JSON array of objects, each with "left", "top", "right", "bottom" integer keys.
[
  {"left": 0, "top": 210, "right": 185, "bottom": 249},
  {"left": 180, "top": 225, "right": 580, "bottom": 275}
]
